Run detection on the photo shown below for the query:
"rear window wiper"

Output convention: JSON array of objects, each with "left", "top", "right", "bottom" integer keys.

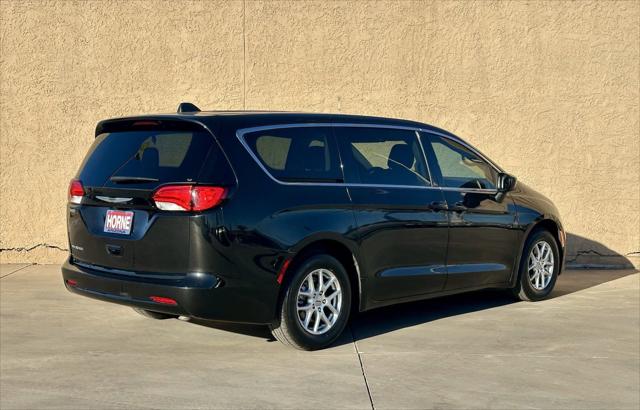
[{"left": 110, "top": 176, "right": 159, "bottom": 184}]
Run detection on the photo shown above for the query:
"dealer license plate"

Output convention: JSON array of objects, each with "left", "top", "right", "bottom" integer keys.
[{"left": 104, "top": 210, "right": 134, "bottom": 235}]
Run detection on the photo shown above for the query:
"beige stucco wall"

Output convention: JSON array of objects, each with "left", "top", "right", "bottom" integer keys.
[{"left": 1, "top": 1, "right": 638, "bottom": 267}]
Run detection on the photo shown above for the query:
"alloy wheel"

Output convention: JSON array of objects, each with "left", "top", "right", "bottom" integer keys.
[
  {"left": 528, "top": 240, "right": 555, "bottom": 290},
  {"left": 296, "top": 268, "right": 342, "bottom": 335}
]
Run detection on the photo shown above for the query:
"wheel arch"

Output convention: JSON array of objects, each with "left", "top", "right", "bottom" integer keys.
[
  {"left": 534, "top": 219, "right": 564, "bottom": 257},
  {"left": 511, "top": 218, "right": 565, "bottom": 286},
  {"left": 279, "top": 238, "right": 364, "bottom": 313}
]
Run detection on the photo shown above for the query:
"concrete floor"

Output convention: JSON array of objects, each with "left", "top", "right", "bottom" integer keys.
[{"left": 0, "top": 264, "right": 638, "bottom": 409}]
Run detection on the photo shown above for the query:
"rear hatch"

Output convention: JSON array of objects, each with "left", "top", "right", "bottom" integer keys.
[{"left": 67, "top": 119, "right": 235, "bottom": 274}]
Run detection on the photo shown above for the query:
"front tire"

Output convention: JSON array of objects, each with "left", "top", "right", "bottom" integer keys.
[
  {"left": 513, "top": 229, "right": 560, "bottom": 301},
  {"left": 269, "top": 254, "right": 351, "bottom": 350}
]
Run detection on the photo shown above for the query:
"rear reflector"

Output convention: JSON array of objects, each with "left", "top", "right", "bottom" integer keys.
[
  {"left": 66, "top": 279, "right": 78, "bottom": 287},
  {"left": 68, "top": 179, "right": 84, "bottom": 205},
  {"left": 276, "top": 258, "right": 291, "bottom": 284},
  {"left": 152, "top": 185, "right": 226, "bottom": 212},
  {"left": 149, "top": 296, "right": 178, "bottom": 305}
]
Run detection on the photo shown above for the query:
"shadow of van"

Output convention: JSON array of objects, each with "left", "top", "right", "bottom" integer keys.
[
  {"left": 565, "top": 233, "right": 637, "bottom": 270},
  {"left": 189, "top": 232, "right": 638, "bottom": 345}
]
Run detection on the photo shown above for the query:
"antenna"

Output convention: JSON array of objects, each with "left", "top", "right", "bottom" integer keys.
[{"left": 177, "top": 102, "right": 201, "bottom": 113}]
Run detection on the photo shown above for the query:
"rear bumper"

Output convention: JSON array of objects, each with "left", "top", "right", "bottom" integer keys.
[{"left": 61, "top": 258, "right": 275, "bottom": 324}]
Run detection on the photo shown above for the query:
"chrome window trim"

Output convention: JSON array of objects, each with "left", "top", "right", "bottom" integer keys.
[
  {"left": 235, "top": 123, "right": 498, "bottom": 194},
  {"left": 440, "top": 186, "right": 497, "bottom": 193}
]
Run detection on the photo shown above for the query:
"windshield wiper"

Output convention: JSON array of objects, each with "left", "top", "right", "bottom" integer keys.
[{"left": 110, "top": 176, "right": 159, "bottom": 184}]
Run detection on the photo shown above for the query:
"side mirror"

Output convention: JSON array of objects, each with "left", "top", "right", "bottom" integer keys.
[
  {"left": 497, "top": 172, "right": 517, "bottom": 193},
  {"left": 495, "top": 173, "right": 516, "bottom": 202}
]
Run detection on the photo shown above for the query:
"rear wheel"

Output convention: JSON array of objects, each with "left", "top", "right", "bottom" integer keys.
[
  {"left": 132, "top": 308, "right": 176, "bottom": 320},
  {"left": 513, "top": 229, "right": 560, "bottom": 301},
  {"left": 269, "top": 254, "right": 351, "bottom": 350}
]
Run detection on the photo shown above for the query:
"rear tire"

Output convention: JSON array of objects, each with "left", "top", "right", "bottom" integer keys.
[
  {"left": 269, "top": 254, "right": 351, "bottom": 350},
  {"left": 132, "top": 308, "right": 176, "bottom": 320},
  {"left": 513, "top": 229, "right": 560, "bottom": 301}
]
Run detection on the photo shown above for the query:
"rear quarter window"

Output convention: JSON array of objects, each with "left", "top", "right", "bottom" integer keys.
[{"left": 242, "top": 127, "right": 342, "bottom": 183}]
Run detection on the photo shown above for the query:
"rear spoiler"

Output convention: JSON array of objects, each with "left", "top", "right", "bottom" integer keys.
[
  {"left": 95, "top": 117, "right": 208, "bottom": 136},
  {"left": 96, "top": 102, "right": 204, "bottom": 136}
]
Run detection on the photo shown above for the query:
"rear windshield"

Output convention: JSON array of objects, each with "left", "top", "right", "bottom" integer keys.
[{"left": 77, "top": 130, "right": 229, "bottom": 187}]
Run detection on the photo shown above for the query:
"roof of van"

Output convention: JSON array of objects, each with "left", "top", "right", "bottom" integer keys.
[{"left": 97, "top": 110, "right": 456, "bottom": 138}]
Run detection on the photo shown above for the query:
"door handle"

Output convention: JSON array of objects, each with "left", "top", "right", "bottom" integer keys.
[
  {"left": 428, "top": 201, "right": 448, "bottom": 212},
  {"left": 449, "top": 201, "right": 467, "bottom": 212}
]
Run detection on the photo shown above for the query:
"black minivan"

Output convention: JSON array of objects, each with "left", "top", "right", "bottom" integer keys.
[{"left": 62, "top": 104, "right": 565, "bottom": 350}]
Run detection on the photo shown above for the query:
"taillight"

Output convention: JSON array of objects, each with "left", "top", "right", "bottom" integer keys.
[
  {"left": 192, "top": 186, "right": 226, "bottom": 211},
  {"left": 68, "top": 179, "right": 84, "bottom": 205},
  {"left": 152, "top": 185, "right": 226, "bottom": 211}
]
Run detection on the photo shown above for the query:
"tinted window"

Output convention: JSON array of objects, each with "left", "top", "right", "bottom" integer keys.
[
  {"left": 243, "top": 127, "right": 342, "bottom": 182},
  {"left": 255, "top": 135, "right": 291, "bottom": 170},
  {"left": 335, "top": 127, "right": 430, "bottom": 187},
  {"left": 78, "top": 130, "right": 228, "bottom": 188},
  {"left": 427, "top": 135, "right": 497, "bottom": 189}
]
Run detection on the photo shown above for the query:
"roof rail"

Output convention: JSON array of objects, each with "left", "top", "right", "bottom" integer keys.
[{"left": 177, "top": 102, "right": 201, "bottom": 113}]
